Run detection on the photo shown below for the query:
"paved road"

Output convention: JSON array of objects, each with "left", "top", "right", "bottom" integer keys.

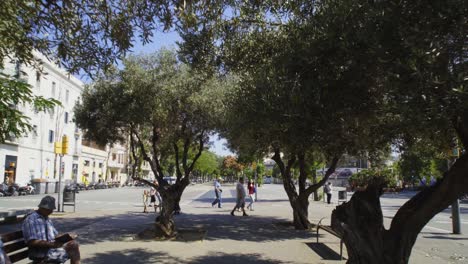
[{"left": 0, "top": 184, "right": 467, "bottom": 263}]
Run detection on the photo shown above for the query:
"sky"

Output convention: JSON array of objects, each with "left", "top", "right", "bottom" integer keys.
[{"left": 123, "top": 30, "right": 235, "bottom": 157}]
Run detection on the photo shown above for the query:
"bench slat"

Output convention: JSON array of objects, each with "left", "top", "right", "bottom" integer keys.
[
  {"left": 2, "top": 230, "right": 30, "bottom": 263},
  {"left": 9, "top": 249, "right": 29, "bottom": 263},
  {"left": 1, "top": 230, "right": 23, "bottom": 242},
  {"left": 4, "top": 240, "right": 27, "bottom": 254}
]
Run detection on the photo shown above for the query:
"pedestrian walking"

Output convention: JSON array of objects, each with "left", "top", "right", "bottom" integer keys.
[
  {"left": 149, "top": 187, "right": 157, "bottom": 208},
  {"left": 142, "top": 190, "right": 149, "bottom": 213},
  {"left": 324, "top": 182, "right": 332, "bottom": 204},
  {"left": 246, "top": 179, "right": 255, "bottom": 211},
  {"left": 231, "top": 177, "right": 248, "bottom": 216},
  {"left": 211, "top": 178, "right": 223, "bottom": 208}
]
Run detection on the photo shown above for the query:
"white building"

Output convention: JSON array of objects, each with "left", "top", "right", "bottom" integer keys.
[
  {"left": 1, "top": 52, "right": 131, "bottom": 188},
  {"left": 0, "top": 52, "right": 84, "bottom": 186}
]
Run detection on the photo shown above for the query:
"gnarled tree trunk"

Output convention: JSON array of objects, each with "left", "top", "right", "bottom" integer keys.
[
  {"left": 291, "top": 194, "right": 311, "bottom": 229},
  {"left": 155, "top": 182, "right": 188, "bottom": 238},
  {"left": 332, "top": 153, "right": 468, "bottom": 264},
  {"left": 156, "top": 190, "right": 177, "bottom": 238},
  {"left": 272, "top": 149, "right": 340, "bottom": 230}
]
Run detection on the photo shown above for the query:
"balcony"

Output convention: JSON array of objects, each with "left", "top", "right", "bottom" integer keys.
[{"left": 107, "top": 160, "right": 124, "bottom": 169}]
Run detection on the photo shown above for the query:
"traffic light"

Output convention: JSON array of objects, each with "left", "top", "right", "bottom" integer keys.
[
  {"left": 62, "top": 135, "right": 68, "bottom": 155},
  {"left": 54, "top": 142, "right": 62, "bottom": 154}
]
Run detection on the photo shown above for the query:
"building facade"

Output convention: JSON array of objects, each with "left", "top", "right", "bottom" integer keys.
[
  {"left": 1, "top": 52, "right": 83, "bottom": 186},
  {"left": 0, "top": 52, "right": 129, "bottom": 187}
]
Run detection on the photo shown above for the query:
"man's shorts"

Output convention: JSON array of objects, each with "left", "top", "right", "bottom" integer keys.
[{"left": 47, "top": 248, "right": 70, "bottom": 263}]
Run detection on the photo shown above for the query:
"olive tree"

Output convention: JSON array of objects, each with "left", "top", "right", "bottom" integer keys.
[{"left": 75, "top": 49, "right": 223, "bottom": 237}]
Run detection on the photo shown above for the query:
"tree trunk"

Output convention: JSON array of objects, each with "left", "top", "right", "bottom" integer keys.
[
  {"left": 332, "top": 153, "right": 468, "bottom": 264},
  {"left": 312, "top": 175, "right": 320, "bottom": 201},
  {"left": 155, "top": 190, "right": 177, "bottom": 238},
  {"left": 292, "top": 195, "right": 311, "bottom": 229},
  {"left": 331, "top": 181, "right": 390, "bottom": 263}
]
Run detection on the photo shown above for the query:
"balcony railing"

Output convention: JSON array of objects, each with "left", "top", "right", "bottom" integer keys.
[{"left": 107, "top": 160, "right": 124, "bottom": 169}]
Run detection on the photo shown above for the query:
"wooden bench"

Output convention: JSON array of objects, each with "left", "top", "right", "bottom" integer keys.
[
  {"left": 2, "top": 230, "right": 62, "bottom": 264},
  {"left": 2, "top": 230, "right": 29, "bottom": 263},
  {"left": 316, "top": 217, "right": 344, "bottom": 260}
]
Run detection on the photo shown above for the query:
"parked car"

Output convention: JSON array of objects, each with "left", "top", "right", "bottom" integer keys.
[{"left": 163, "top": 176, "right": 176, "bottom": 185}]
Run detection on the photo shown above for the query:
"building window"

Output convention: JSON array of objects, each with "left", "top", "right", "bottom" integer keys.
[
  {"left": 99, "top": 163, "right": 103, "bottom": 168},
  {"left": 48, "top": 130, "right": 54, "bottom": 143},
  {"left": 93, "top": 161, "right": 96, "bottom": 167},
  {"left": 112, "top": 153, "right": 117, "bottom": 160},
  {"left": 64, "top": 112, "right": 69, "bottom": 123},
  {"left": 52, "top": 82, "right": 56, "bottom": 98},
  {"left": 84, "top": 160, "right": 90, "bottom": 166},
  {"left": 32, "top": 125, "right": 38, "bottom": 138},
  {"left": 36, "top": 71, "right": 41, "bottom": 90}
]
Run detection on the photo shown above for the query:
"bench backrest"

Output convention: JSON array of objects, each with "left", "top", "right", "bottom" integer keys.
[{"left": 2, "top": 230, "right": 28, "bottom": 263}]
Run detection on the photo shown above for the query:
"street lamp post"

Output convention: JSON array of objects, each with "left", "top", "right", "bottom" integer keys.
[{"left": 57, "top": 154, "right": 63, "bottom": 212}]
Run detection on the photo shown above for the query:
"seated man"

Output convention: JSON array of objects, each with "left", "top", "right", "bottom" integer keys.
[{"left": 22, "top": 196, "right": 81, "bottom": 264}]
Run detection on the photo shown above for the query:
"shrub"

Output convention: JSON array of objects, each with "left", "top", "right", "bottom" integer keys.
[{"left": 348, "top": 168, "right": 397, "bottom": 189}]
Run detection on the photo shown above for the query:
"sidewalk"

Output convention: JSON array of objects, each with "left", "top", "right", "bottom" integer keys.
[{"left": 56, "top": 199, "right": 342, "bottom": 263}]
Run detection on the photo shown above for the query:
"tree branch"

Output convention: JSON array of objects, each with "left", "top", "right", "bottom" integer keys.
[
  {"left": 173, "top": 141, "right": 182, "bottom": 180},
  {"left": 305, "top": 155, "right": 340, "bottom": 194},
  {"left": 187, "top": 131, "right": 205, "bottom": 176}
]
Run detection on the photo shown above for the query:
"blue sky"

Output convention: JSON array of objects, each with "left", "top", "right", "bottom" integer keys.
[{"left": 126, "top": 30, "right": 235, "bottom": 157}]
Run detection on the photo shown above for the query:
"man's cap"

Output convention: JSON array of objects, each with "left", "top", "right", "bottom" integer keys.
[{"left": 38, "top": 195, "right": 56, "bottom": 210}]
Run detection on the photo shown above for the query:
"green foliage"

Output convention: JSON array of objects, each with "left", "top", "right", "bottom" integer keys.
[
  {"left": 0, "top": 72, "right": 59, "bottom": 143},
  {"left": 75, "top": 49, "right": 223, "bottom": 182},
  {"left": 349, "top": 168, "right": 397, "bottom": 188},
  {"left": 0, "top": 0, "right": 178, "bottom": 75},
  {"left": 396, "top": 141, "right": 449, "bottom": 183},
  {"left": 194, "top": 151, "right": 220, "bottom": 176},
  {"left": 0, "top": 0, "right": 200, "bottom": 144}
]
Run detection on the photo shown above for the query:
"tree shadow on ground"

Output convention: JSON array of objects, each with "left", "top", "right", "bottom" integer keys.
[
  {"left": 1, "top": 211, "right": 317, "bottom": 246},
  {"left": 189, "top": 252, "right": 295, "bottom": 264},
  {"left": 174, "top": 213, "right": 315, "bottom": 242},
  {"left": 83, "top": 248, "right": 176, "bottom": 264},
  {"left": 83, "top": 249, "right": 294, "bottom": 264}
]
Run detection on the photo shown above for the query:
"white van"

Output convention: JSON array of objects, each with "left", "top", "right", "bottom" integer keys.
[{"left": 264, "top": 176, "right": 272, "bottom": 184}]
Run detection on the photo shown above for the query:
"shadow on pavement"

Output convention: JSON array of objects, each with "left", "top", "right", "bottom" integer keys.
[
  {"left": 83, "top": 248, "right": 176, "bottom": 263},
  {"left": 1, "top": 210, "right": 316, "bottom": 245},
  {"left": 305, "top": 242, "right": 344, "bottom": 260},
  {"left": 423, "top": 235, "right": 468, "bottom": 240},
  {"left": 84, "top": 249, "right": 293, "bottom": 264},
  {"left": 175, "top": 213, "right": 315, "bottom": 242},
  {"left": 189, "top": 252, "right": 294, "bottom": 264}
]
